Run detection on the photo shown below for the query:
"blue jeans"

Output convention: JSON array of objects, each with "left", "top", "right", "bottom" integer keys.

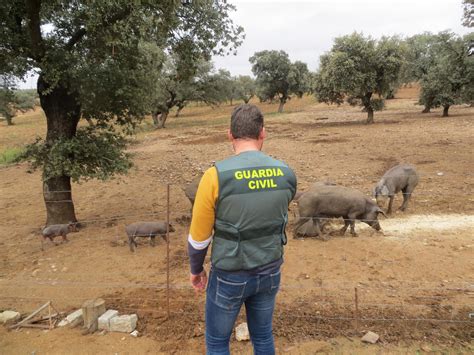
[{"left": 205, "top": 268, "right": 281, "bottom": 355}]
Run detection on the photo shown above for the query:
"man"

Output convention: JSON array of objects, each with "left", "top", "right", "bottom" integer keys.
[{"left": 187, "top": 104, "right": 297, "bottom": 355}]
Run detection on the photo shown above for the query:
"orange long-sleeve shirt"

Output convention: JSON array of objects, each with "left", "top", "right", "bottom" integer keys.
[{"left": 187, "top": 167, "right": 219, "bottom": 274}]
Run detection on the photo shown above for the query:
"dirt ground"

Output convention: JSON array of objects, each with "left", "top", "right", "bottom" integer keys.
[{"left": 0, "top": 87, "right": 473, "bottom": 354}]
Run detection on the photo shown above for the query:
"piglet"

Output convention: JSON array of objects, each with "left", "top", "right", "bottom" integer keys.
[
  {"left": 126, "top": 221, "right": 175, "bottom": 252},
  {"left": 41, "top": 222, "right": 78, "bottom": 249}
]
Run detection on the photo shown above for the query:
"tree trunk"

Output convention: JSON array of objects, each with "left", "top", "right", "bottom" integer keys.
[
  {"left": 38, "top": 75, "right": 81, "bottom": 225},
  {"left": 155, "top": 111, "right": 169, "bottom": 129},
  {"left": 363, "top": 92, "right": 374, "bottom": 124},
  {"left": 43, "top": 177, "right": 76, "bottom": 225},
  {"left": 442, "top": 105, "right": 450, "bottom": 117},
  {"left": 422, "top": 96, "right": 433, "bottom": 113},
  {"left": 366, "top": 107, "right": 374, "bottom": 124},
  {"left": 175, "top": 105, "right": 184, "bottom": 117},
  {"left": 151, "top": 111, "right": 159, "bottom": 126},
  {"left": 5, "top": 114, "right": 14, "bottom": 125},
  {"left": 82, "top": 298, "right": 106, "bottom": 334},
  {"left": 278, "top": 97, "right": 286, "bottom": 113}
]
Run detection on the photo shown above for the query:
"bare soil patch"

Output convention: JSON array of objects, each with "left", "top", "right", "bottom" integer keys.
[
  {"left": 1, "top": 87, "right": 473, "bottom": 353},
  {"left": 308, "top": 137, "right": 349, "bottom": 144},
  {"left": 179, "top": 133, "right": 229, "bottom": 145}
]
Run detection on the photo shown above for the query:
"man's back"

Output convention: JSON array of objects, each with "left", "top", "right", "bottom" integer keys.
[
  {"left": 187, "top": 104, "right": 297, "bottom": 355},
  {"left": 212, "top": 150, "right": 296, "bottom": 271}
]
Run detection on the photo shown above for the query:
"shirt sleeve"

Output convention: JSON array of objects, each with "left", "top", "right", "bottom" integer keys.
[{"left": 187, "top": 166, "right": 219, "bottom": 275}]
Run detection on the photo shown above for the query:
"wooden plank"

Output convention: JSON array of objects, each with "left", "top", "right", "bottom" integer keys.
[
  {"left": 17, "top": 323, "right": 50, "bottom": 329},
  {"left": 31, "top": 313, "right": 59, "bottom": 323},
  {"left": 9, "top": 301, "right": 51, "bottom": 329}
]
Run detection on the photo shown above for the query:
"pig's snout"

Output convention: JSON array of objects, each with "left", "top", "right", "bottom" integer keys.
[
  {"left": 371, "top": 222, "right": 381, "bottom": 231},
  {"left": 366, "top": 219, "right": 381, "bottom": 231},
  {"left": 375, "top": 196, "right": 387, "bottom": 207}
]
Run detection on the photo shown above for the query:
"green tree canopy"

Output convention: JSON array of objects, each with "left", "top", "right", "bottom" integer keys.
[
  {"left": 288, "top": 61, "right": 311, "bottom": 98},
  {"left": 0, "top": 76, "right": 37, "bottom": 125},
  {"left": 419, "top": 32, "right": 473, "bottom": 117},
  {"left": 399, "top": 32, "right": 445, "bottom": 112},
  {"left": 212, "top": 69, "right": 235, "bottom": 104},
  {"left": 0, "top": 0, "right": 243, "bottom": 224},
  {"left": 150, "top": 59, "right": 240, "bottom": 127},
  {"left": 250, "top": 50, "right": 310, "bottom": 113},
  {"left": 463, "top": 0, "right": 473, "bottom": 27},
  {"left": 0, "top": 75, "right": 17, "bottom": 126},
  {"left": 234, "top": 75, "right": 256, "bottom": 104},
  {"left": 314, "top": 32, "right": 404, "bottom": 123}
]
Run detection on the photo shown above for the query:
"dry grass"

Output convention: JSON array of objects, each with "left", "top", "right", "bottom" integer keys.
[
  {"left": 0, "top": 95, "right": 319, "bottom": 151},
  {"left": 0, "top": 85, "right": 423, "bottom": 152}
]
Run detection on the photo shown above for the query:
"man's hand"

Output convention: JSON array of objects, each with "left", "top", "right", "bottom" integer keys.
[{"left": 190, "top": 270, "right": 208, "bottom": 293}]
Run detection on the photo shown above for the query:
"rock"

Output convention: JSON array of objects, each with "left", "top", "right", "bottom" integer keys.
[
  {"left": 437, "top": 172, "right": 444, "bottom": 176},
  {"left": 421, "top": 345, "right": 432, "bottom": 352},
  {"left": 0, "top": 310, "right": 21, "bottom": 325},
  {"left": 193, "top": 325, "right": 204, "bottom": 337},
  {"left": 235, "top": 322, "right": 250, "bottom": 341},
  {"left": 361, "top": 331, "right": 379, "bottom": 344},
  {"left": 57, "top": 311, "right": 77, "bottom": 327},
  {"left": 130, "top": 330, "right": 139, "bottom": 337},
  {"left": 98, "top": 310, "right": 119, "bottom": 331},
  {"left": 109, "top": 314, "right": 138, "bottom": 333},
  {"left": 58, "top": 309, "right": 83, "bottom": 327}
]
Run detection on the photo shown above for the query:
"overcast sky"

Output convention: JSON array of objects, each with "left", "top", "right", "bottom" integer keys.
[
  {"left": 19, "top": 0, "right": 470, "bottom": 88},
  {"left": 213, "top": 0, "right": 471, "bottom": 76}
]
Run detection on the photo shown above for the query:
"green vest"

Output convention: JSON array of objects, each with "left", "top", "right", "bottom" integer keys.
[{"left": 211, "top": 151, "right": 297, "bottom": 271}]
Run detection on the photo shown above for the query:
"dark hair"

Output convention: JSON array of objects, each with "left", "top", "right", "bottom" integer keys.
[{"left": 230, "top": 104, "right": 264, "bottom": 140}]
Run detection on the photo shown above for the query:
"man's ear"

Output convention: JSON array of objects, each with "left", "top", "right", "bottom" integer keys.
[
  {"left": 259, "top": 127, "right": 266, "bottom": 140},
  {"left": 227, "top": 129, "right": 234, "bottom": 142}
]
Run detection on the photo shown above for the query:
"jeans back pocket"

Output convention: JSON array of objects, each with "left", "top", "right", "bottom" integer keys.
[
  {"left": 215, "top": 276, "right": 247, "bottom": 310},
  {"left": 270, "top": 270, "right": 281, "bottom": 291}
]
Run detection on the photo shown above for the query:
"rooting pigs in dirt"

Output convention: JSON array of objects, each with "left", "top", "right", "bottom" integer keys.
[{"left": 1, "top": 88, "right": 473, "bottom": 353}]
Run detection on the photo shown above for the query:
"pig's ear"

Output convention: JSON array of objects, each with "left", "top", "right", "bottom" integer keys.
[
  {"left": 381, "top": 185, "right": 389, "bottom": 196},
  {"left": 376, "top": 208, "right": 387, "bottom": 218},
  {"left": 293, "top": 191, "right": 304, "bottom": 201}
]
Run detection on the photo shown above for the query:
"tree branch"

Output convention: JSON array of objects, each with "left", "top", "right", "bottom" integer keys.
[
  {"left": 65, "top": 28, "right": 87, "bottom": 50},
  {"left": 25, "top": 0, "right": 44, "bottom": 61}
]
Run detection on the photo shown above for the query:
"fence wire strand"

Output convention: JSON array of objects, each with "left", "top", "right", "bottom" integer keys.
[{"left": 1, "top": 184, "right": 472, "bottom": 337}]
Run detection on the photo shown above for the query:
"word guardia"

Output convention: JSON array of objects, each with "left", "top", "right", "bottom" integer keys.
[{"left": 234, "top": 168, "right": 285, "bottom": 190}]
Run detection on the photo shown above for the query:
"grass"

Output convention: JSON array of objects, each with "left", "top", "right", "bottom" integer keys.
[{"left": 0, "top": 147, "right": 24, "bottom": 166}]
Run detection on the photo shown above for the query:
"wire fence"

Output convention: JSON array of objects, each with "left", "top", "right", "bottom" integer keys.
[
  {"left": 2, "top": 167, "right": 474, "bottom": 205},
  {"left": 0, "top": 281, "right": 471, "bottom": 334},
  {"left": 0, "top": 183, "right": 473, "bottom": 344}
]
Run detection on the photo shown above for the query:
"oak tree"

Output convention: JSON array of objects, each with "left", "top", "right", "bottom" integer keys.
[
  {"left": 314, "top": 33, "right": 404, "bottom": 123},
  {"left": 0, "top": 0, "right": 243, "bottom": 224}
]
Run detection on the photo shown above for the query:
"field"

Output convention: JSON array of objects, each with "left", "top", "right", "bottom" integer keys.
[{"left": 0, "top": 87, "right": 473, "bottom": 354}]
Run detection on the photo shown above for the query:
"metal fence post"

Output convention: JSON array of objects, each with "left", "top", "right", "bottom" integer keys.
[{"left": 166, "top": 184, "right": 170, "bottom": 320}]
